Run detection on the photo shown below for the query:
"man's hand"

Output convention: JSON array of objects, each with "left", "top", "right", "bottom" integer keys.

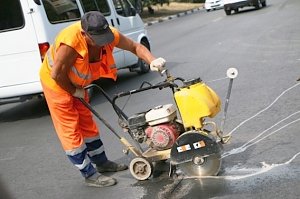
[
  {"left": 150, "top": 57, "right": 166, "bottom": 72},
  {"left": 73, "top": 88, "right": 85, "bottom": 98}
]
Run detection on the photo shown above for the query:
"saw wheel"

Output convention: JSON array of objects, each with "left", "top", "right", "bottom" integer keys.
[
  {"left": 129, "top": 157, "right": 153, "bottom": 180},
  {"left": 177, "top": 153, "right": 221, "bottom": 177}
]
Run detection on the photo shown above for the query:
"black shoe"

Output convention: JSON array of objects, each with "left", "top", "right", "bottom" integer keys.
[
  {"left": 85, "top": 174, "right": 117, "bottom": 187},
  {"left": 96, "top": 160, "right": 128, "bottom": 173}
]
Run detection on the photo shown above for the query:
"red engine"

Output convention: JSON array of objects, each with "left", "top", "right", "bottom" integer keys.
[{"left": 145, "top": 123, "right": 180, "bottom": 150}]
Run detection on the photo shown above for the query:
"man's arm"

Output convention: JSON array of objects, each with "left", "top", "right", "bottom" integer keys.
[
  {"left": 116, "top": 32, "right": 155, "bottom": 65},
  {"left": 51, "top": 44, "right": 79, "bottom": 95},
  {"left": 116, "top": 32, "right": 166, "bottom": 72}
]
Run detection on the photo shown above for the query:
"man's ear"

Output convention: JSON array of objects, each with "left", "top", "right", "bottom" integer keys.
[{"left": 81, "top": 31, "right": 87, "bottom": 37}]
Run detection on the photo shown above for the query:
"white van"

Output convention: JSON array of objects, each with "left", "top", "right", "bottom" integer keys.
[{"left": 0, "top": 0, "right": 151, "bottom": 105}]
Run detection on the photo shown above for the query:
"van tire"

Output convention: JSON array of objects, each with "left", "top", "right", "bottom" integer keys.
[
  {"left": 225, "top": 9, "right": 231, "bottom": 15},
  {"left": 136, "top": 40, "right": 150, "bottom": 74},
  {"left": 255, "top": 0, "right": 262, "bottom": 9}
]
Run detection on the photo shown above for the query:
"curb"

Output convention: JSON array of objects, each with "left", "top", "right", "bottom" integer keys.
[{"left": 144, "top": 7, "right": 203, "bottom": 26}]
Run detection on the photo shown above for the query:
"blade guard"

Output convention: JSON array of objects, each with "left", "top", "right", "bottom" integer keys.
[{"left": 170, "top": 131, "right": 222, "bottom": 165}]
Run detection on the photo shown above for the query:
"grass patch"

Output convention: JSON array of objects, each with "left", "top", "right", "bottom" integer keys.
[{"left": 140, "top": 2, "right": 203, "bottom": 23}]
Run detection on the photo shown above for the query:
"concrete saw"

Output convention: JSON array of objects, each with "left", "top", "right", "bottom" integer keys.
[
  {"left": 80, "top": 68, "right": 238, "bottom": 180},
  {"left": 170, "top": 131, "right": 222, "bottom": 177}
]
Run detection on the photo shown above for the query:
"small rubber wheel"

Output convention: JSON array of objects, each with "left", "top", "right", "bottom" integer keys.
[{"left": 129, "top": 157, "right": 153, "bottom": 181}]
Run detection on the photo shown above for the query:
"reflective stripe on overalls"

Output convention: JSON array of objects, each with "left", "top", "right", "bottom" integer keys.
[
  {"left": 39, "top": 22, "right": 120, "bottom": 178},
  {"left": 46, "top": 45, "right": 92, "bottom": 88}
]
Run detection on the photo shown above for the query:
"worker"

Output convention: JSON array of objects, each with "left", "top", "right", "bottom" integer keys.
[{"left": 39, "top": 11, "right": 166, "bottom": 188}]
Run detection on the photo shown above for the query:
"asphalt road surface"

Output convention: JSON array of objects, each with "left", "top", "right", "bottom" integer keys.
[{"left": 1, "top": 0, "right": 300, "bottom": 198}]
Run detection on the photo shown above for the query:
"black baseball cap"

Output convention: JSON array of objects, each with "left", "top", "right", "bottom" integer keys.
[{"left": 81, "top": 11, "right": 114, "bottom": 46}]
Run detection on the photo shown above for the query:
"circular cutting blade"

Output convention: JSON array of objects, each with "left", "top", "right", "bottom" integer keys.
[{"left": 177, "top": 153, "right": 221, "bottom": 177}]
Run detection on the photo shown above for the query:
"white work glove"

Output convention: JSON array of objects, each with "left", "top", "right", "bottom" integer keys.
[
  {"left": 150, "top": 57, "right": 166, "bottom": 72},
  {"left": 73, "top": 88, "right": 85, "bottom": 98}
]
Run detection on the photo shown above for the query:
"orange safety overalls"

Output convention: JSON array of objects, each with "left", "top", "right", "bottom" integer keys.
[{"left": 39, "top": 22, "right": 119, "bottom": 178}]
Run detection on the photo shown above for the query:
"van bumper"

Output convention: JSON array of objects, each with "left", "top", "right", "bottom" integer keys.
[{"left": 0, "top": 82, "right": 43, "bottom": 105}]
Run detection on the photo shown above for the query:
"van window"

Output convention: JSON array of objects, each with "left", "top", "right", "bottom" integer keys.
[
  {"left": 0, "top": 0, "right": 24, "bottom": 32},
  {"left": 80, "top": 0, "right": 111, "bottom": 16},
  {"left": 112, "top": 0, "right": 136, "bottom": 17},
  {"left": 42, "top": 0, "right": 81, "bottom": 24}
]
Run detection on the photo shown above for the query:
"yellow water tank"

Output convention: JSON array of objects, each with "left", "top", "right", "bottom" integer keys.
[{"left": 174, "top": 80, "right": 221, "bottom": 130}]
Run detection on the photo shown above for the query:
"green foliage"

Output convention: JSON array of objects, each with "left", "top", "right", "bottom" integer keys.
[
  {"left": 129, "top": 0, "right": 203, "bottom": 14},
  {"left": 191, "top": 0, "right": 205, "bottom": 2},
  {"left": 175, "top": 0, "right": 204, "bottom": 2}
]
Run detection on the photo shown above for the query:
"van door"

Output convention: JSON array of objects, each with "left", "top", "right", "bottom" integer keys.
[
  {"left": 79, "top": 0, "right": 125, "bottom": 68},
  {"left": 110, "top": 0, "right": 145, "bottom": 66},
  {"left": 0, "top": 0, "right": 42, "bottom": 98}
]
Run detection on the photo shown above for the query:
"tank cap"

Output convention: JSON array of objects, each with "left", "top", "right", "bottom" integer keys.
[{"left": 183, "top": 78, "right": 202, "bottom": 87}]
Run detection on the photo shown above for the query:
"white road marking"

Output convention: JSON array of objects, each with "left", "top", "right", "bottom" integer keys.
[
  {"left": 185, "top": 152, "right": 300, "bottom": 180},
  {"left": 227, "top": 82, "right": 300, "bottom": 136},
  {"left": 212, "top": 17, "right": 223, "bottom": 22}
]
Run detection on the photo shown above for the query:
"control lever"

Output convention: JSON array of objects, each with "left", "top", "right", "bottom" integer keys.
[{"left": 219, "top": 67, "right": 238, "bottom": 143}]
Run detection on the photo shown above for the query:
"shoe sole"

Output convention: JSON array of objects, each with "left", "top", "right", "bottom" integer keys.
[{"left": 85, "top": 179, "right": 117, "bottom": 187}]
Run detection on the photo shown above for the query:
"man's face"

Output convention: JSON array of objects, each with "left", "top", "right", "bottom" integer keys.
[{"left": 82, "top": 31, "right": 101, "bottom": 48}]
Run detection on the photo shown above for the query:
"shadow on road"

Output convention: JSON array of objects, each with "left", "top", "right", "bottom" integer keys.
[
  {"left": 0, "top": 98, "right": 49, "bottom": 122},
  {"left": 0, "top": 177, "right": 13, "bottom": 199}
]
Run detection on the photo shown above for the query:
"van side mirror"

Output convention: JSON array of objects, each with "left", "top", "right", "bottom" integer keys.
[{"left": 130, "top": 7, "right": 136, "bottom": 16}]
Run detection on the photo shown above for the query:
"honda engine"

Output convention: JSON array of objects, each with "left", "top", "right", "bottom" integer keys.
[{"left": 128, "top": 104, "right": 181, "bottom": 150}]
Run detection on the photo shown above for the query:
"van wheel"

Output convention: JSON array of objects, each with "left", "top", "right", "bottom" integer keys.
[
  {"left": 136, "top": 41, "right": 150, "bottom": 74},
  {"left": 255, "top": 0, "right": 262, "bottom": 9},
  {"left": 225, "top": 9, "right": 231, "bottom": 15}
]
